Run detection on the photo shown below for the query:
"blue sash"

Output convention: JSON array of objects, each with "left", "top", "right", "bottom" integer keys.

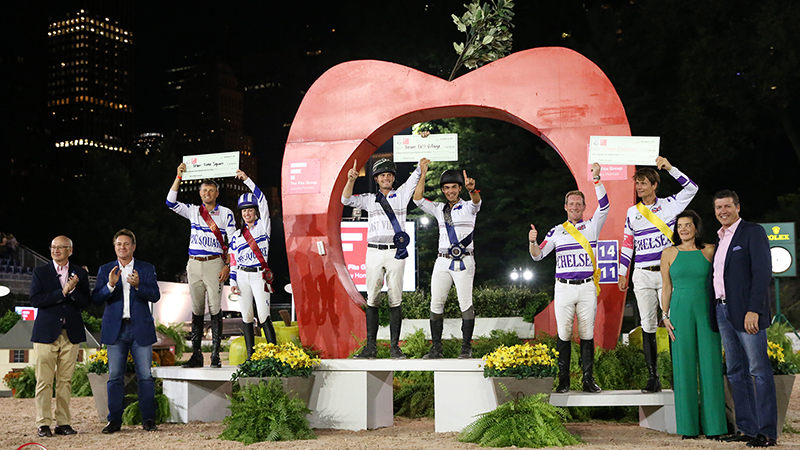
[
  {"left": 375, "top": 192, "right": 409, "bottom": 259},
  {"left": 443, "top": 203, "right": 473, "bottom": 271}
]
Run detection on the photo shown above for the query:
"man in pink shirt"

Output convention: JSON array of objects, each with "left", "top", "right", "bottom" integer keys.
[
  {"left": 29, "top": 236, "right": 91, "bottom": 438},
  {"left": 710, "top": 190, "right": 776, "bottom": 447}
]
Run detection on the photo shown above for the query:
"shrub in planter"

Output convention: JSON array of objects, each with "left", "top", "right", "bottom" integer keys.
[
  {"left": 9, "top": 365, "right": 36, "bottom": 398},
  {"left": 231, "top": 342, "right": 320, "bottom": 381}
]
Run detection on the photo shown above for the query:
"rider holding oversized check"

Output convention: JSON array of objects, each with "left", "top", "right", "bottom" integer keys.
[
  {"left": 618, "top": 156, "right": 698, "bottom": 393},
  {"left": 342, "top": 158, "right": 425, "bottom": 359}
]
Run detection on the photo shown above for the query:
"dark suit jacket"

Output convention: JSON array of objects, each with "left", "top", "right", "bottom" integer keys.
[
  {"left": 30, "top": 261, "right": 90, "bottom": 344},
  {"left": 709, "top": 220, "right": 772, "bottom": 332},
  {"left": 92, "top": 259, "right": 161, "bottom": 346}
]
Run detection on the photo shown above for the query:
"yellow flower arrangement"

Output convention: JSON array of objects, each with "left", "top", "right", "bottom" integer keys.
[
  {"left": 768, "top": 340, "right": 799, "bottom": 375},
  {"left": 233, "top": 342, "right": 321, "bottom": 380},
  {"left": 86, "top": 347, "right": 157, "bottom": 375},
  {"left": 483, "top": 343, "right": 559, "bottom": 379}
]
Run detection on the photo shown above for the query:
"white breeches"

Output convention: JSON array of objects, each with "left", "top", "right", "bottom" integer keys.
[
  {"left": 430, "top": 255, "right": 475, "bottom": 314},
  {"left": 554, "top": 280, "right": 597, "bottom": 341},
  {"left": 633, "top": 269, "right": 662, "bottom": 333},
  {"left": 365, "top": 247, "right": 405, "bottom": 307},
  {"left": 236, "top": 270, "right": 271, "bottom": 324}
]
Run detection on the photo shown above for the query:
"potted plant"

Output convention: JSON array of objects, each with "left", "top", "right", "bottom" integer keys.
[
  {"left": 768, "top": 340, "right": 798, "bottom": 434},
  {"left": 483, "top": 342, "right": 558, "bottom": 405},
  {"left": 3, "top": 371, "right": 22, "bottom": 397},
  {"left": 231, "top": 342, "right": 321, "bottom": 407}
]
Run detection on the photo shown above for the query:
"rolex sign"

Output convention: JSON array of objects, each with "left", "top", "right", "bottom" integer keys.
[{"left": 760, "top": 222, "right": 795, "bottom": 277}]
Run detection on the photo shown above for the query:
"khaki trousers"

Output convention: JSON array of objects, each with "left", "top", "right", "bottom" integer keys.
[
  {"left": 34, "top": 329, "right": 79, "bottom": 427},
  {"left": 187, "top": 257, "right": 224, "bottom": 315}
]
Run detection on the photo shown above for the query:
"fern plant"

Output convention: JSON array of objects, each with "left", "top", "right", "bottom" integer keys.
[
  {"left": 401, "top": 328, "right": 431, "bottom": 359},
  {"left": 393, "top": 371, "right": 435, "bottom": 418},
  {"left": 459, "top": 393, "right": 581, "bottom": 447},
  {"left": 220, "top": 378, "right": 316, "bottom": 444},
  {"left": 71, "top": 363, "right": 93, "bottom": 396},
  {"left": 156, "top": 322, "right": 187, "bottom": 359},
  {"left": 122, "top": 393, "right": 171, "bottom": 425}
]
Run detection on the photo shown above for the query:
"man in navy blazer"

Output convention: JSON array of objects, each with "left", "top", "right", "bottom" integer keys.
[
  {"left": 30, "top": 235, "right": 91, "bottom": 438},
  {"left": 710, "top": 190, "right": 777, "bottom": 447},
  {"left": 92, "top": 229, "right": 161, "bottom": 433}
]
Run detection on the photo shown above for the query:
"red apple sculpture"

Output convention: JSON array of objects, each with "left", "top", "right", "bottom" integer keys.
[{"left": 282, "top": 47, "right": 633, "bottom": 358}]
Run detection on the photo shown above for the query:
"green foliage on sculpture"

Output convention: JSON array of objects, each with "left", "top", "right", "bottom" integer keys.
[
  {"left": 450, "top": 0, "right": 515, "bottom": 80},
  {"left": 459, "top": 393, "right": 581, "bottom": 447},
  {"left": 220, "top": 379, "right": 316, "bottom": 444}
]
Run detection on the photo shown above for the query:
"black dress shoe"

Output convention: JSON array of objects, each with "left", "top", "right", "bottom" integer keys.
[
  {"left": 142, "top": 420, "right": 158, "bottom": 432},
  {"left": 681, "top": 435, "right": 699, "bottom": 440},
  {"left": 705, "top": 435, "right": 724, "bottom": 441},
  {"left": 724, "top": 432, "right": 756, "bottom": 442},
  {"left": 102, "top": 421, "right": 122, "bottom": 434},
  {"left": 37, "top": 426, "right": 53, "bottom": 437},
  {"left": 54, "top": 425, "right": 77, "bottom": 435},
  {"left": 747, "top": 434, "right": 777, "bottom": 447}
]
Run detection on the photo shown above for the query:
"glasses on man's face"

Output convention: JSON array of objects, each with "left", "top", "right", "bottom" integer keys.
[{"left": 50, "top": 245, "right": 71, "bottom": 251}]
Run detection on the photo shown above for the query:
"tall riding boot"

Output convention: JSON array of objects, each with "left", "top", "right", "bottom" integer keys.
[
  {"left": 260, "top": 316, "right": 277, "bottom": 344},
  {"left": 423, "top": 313, "right": 444, "bottom": 359},
  {"left": 458, "top": 307, "right": 475, "bottom": 359},
  {"left": 210, "top": 312, "right": 223, "bottom": 368},
  {"left": 242, "top": 322, "right": 255, "bottom": 361},
  {"left": 389, "top": 306, "right": 406, "bottom": 359},
  {"left": 354, "top": 306, "right": 379, "bottom": 359},
  {"left": 182, "top": 314, "right": 204, "bottom": 368},
  {"left": 641, "top": 331, "right": 662, "bottom": 393},
  {"left": 556, "top": 338, "right": 572, "bottom": 393},
  {"left": 581, "top": 339, "right": 602, "bottom": 393}
]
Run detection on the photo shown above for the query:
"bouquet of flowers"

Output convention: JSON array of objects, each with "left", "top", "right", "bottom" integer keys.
[
  {"left": 483, "top": 342, "right": 558, "bottom": 379},
  {"left": 232, "top": 342, "right": 321, "bottom": 381},
  {"left": 768, "top": 340, "right": 799, "bottom": 375}
]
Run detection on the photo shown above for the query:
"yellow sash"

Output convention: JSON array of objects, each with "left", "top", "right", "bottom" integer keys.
[
  {"left": 562, "top": 221, "right": 601, "bottom": 295},
  {"left": 635, "top": 202, "right": 674, "bottom": 244}
]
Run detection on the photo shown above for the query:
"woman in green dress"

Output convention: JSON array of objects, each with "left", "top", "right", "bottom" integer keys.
[{"left": 660, "top": 210, "right": 727, "bottom": 439}]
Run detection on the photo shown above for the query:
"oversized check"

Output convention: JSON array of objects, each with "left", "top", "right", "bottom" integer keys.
[
  {"left": 392, "top": 133, "right": 458, "bottom": 162},
  {"left": 181, "top": 151, "right": 239, "bottom": 180},
  {"left": 589, "top": 136, "right": 660, "bottom": 166}
]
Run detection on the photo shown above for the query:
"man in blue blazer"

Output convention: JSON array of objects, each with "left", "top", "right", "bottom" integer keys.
[
  {"left": 92, "top": 229, "right": 161, "bottom": 433},
  {"left": 30, "top": 235, "right": 91, "bottom": 438},
  {"left": 710, "top": 190, "right": 777, "bottom": 447}
]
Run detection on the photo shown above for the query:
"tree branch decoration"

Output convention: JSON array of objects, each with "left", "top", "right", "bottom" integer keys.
[{"left": 449, "top": 0, "right": 515, "bottom": 81}]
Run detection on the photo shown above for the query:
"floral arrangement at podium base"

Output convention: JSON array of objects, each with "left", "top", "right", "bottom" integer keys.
[
  {"left": 231, "top": 342, "right": 321, "bottom": 406},
  {"left": 85, "top": 347, "right": 159, "bottom": 420},
  {"left": 483, "top": 342, "right": 558, "bottom": 405}
]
